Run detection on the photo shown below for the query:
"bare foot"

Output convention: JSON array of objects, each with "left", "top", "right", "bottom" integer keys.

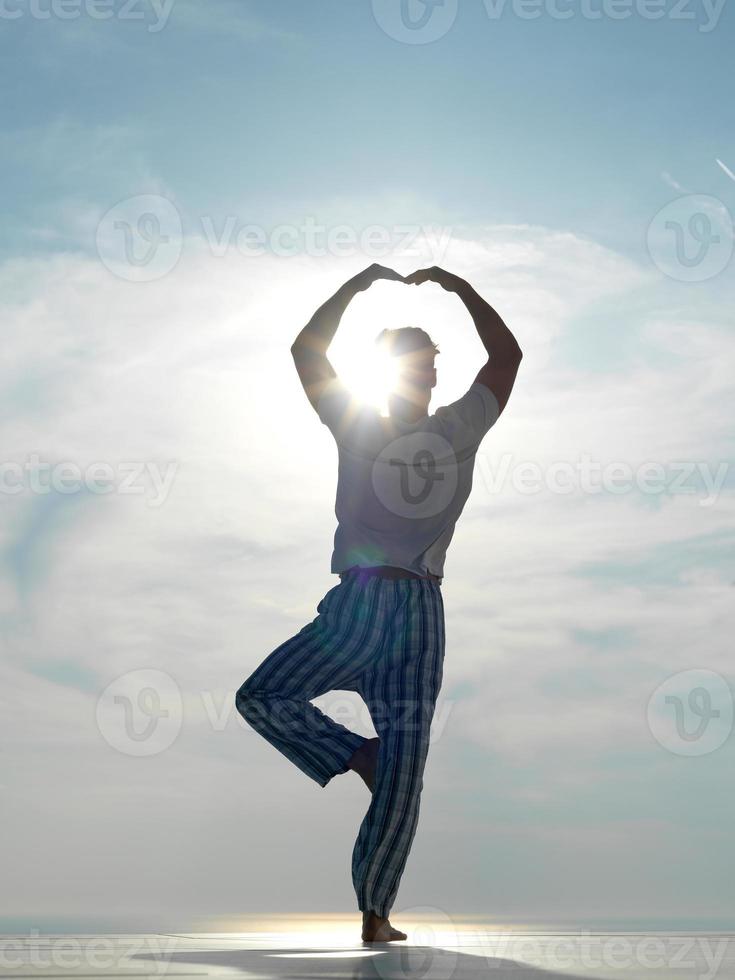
[
  {"left": 348, "top": 737, "right": 379, "bottom": 792},
  {"left": 361, "top": 910, "right": 407, "bottom": 943}
]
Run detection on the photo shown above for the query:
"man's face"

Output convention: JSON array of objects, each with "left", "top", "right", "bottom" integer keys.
[{"left": 394, "top": 349, "right": 437, "bottom": 409}]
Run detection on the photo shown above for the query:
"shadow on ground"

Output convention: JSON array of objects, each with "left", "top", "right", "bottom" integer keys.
[{"left": 132, "top": 945, "right": 573, "bottom": 979}]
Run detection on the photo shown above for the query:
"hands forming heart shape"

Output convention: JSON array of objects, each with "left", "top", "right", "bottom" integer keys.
[{"left": 351, "top": 263, "right": 464, "bottom": 294}]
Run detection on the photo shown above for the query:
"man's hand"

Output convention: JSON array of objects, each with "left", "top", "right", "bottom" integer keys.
[
  {"left": 348, "top": 263, "right": 406, "bottom": 293},
  {"left": 404, "top": 266, "right": 466, "bottom": 292}
]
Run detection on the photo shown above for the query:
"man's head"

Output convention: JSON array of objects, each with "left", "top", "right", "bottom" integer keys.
[{"left": 374, "top": 326, "right": 439, "bottom": 421}]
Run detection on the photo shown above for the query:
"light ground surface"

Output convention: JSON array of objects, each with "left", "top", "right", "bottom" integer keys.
[{"left": 1, "top": 923, "right": 733, "bottom": 980}]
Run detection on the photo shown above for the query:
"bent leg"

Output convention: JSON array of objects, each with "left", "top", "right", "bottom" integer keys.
[{"left": 236, "top": 578, "right": 395, "bottom": 788}]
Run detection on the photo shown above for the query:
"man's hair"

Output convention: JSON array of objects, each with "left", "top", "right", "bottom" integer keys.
[{"left": 374, "top": 326, "right": 440, "bottom": 359}]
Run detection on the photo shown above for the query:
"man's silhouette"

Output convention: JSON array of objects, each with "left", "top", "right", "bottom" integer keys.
[{"left": 236, "top": 263, "right": 522, "bottom": 943}]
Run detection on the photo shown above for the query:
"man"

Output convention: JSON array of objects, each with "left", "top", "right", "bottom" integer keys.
[{"left": 236, "top": 263, "right": 522, "bottom": 943}]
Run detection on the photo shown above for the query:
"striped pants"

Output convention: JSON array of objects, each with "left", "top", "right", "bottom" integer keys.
[{"left": 235, "top": 571, "right": 445, "bottom": 919}]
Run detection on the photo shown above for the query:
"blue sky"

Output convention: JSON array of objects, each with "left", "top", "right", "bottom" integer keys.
[
  {"left": 3, "top": 0, "right": 735, "bottom": 255},
  {"left": 1, "top": 0, "right": 734, "bottom": 931}
]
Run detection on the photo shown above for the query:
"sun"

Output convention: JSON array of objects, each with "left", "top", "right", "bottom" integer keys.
[{"left": 333, "top": 345, "right": 401, "bottom": 416}]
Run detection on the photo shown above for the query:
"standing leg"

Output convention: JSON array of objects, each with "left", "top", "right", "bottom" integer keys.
[
  {"left": 236, "top": 577, "right": 398, "bottom": 788},
  {"left": 351, "top": 579, "right": 445, "bottom": 920}
]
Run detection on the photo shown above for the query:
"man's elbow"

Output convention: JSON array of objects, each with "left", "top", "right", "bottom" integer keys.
[
  {"left": 291, "top": 336, "right": 320, "bottom": 354},
  {"left": 290, "top": 340, "right": 310, "bottom": 361},
  {"left": 491, "top": 343, "right": 523, "bottom": 365}
]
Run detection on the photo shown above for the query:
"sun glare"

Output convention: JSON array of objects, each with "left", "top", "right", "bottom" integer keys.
[{"left": 337, "top": 345, "right": 401, "bottom": 415}]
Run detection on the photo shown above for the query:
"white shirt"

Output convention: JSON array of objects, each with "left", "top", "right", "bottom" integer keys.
[{"left": 317, "top": 378, "right": 500, "bottom": 582}]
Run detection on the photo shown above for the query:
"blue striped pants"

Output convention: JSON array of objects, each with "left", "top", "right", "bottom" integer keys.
[{"left": 235, "top": 571, "right": 445, "bottom": 919}]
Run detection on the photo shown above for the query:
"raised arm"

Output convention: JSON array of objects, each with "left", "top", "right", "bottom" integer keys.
[
  {"left": 405, "top": 266, "right": 523, "bottom": 415},
  {"left": 291, "top": 264, "right": 405, "bottom": 412}
]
